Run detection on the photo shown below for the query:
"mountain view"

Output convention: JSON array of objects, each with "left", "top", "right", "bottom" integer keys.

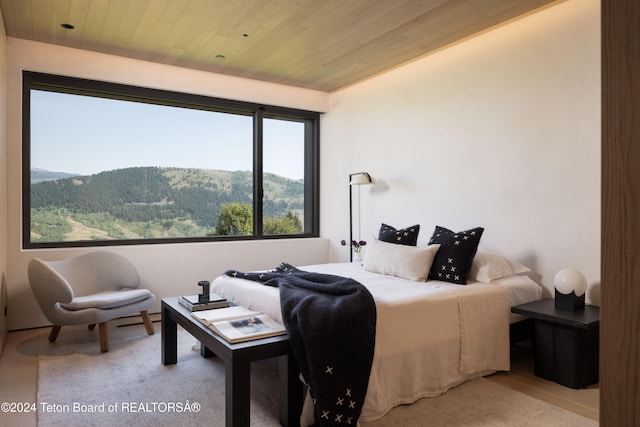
[
  {"left": 30, "top": 166, "right": 304, "bottom": 242},
  {"left": 31, "top": 167, "right": 81, "bottom": 184}
]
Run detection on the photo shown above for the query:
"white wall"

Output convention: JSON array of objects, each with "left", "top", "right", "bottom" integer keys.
[
  {"left": 321, "top": 0, "right": 601, "bottom": 300},
  {"left": 4, "top": 0, "right": 600, "bottom": 330},
  {"left": 5, "top": 39, "right": 330, "bottom": 330}
]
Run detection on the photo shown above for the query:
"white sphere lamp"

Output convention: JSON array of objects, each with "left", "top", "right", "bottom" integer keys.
[{"left": 554, "top": 267, "right": 587, "bottom": 310}]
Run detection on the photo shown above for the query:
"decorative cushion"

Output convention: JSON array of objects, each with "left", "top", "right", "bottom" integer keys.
[
  {"left": 428, "top": 225, "right": 484, "bottom": 285},
  {"left": 60, "top": 289, "right": 153, "bottom": 311},
  {"left": 363, "top": 237, "right": 440, "bottom": 282},
  {"left": 378, "top": 223, "right": 420, "bottom": 246},
  {"left": 469, "top": 252, "right": 531, "bottom": 283}
]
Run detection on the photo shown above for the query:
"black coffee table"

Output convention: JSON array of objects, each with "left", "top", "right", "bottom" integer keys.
[{"left": 161, "top": 297, "right": 302, "bottom": 427}]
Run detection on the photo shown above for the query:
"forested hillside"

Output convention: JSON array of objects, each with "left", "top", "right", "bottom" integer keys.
[
  {"left": 31, "top": 167, "right": 80, "bottom": 184},
  {"left": 30, "top": 166, "right": 304, "bottom": 242}
]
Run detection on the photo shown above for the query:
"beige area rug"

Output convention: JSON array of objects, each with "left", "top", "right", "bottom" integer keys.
[
  {"left": 36, "top": 323, "right": 598, "bottom": 427},
  {"left": 360, "top": 378, "right": 598, "bottom": 427},
  {"left": 36, "top": 324, "right": 281, "bottom": 427}
]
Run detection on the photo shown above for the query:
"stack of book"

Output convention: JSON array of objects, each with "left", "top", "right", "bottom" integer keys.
[
  {"left": 192, "top": 305, "right": 286, "bottom": 343},
  {"left": 179, "top": 294, "right": 229, "bottom": 311}
]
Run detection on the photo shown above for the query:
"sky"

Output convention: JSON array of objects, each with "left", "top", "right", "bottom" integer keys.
[{"left": 30, "top": 90, "right": 305, "bottom": 180}]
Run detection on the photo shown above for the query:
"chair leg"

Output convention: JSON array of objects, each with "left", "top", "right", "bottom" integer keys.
[
  {"left": 98, "top": 322, "right": 109, "bottom": 353},
  {"left": 141, "top": 310, "right": 155, "bottom": 335},
  {"left": 48, "top": 325, "right": 62, "bottom": 343}
]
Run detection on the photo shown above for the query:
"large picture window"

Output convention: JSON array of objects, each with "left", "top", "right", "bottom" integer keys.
[{"left": 22, "top": 72, "right": 319, "bottom": 248}]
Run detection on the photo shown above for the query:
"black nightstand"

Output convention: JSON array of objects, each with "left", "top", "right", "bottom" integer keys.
[{"left": 511, "top": 299, "right": 599, "bottom": 389}]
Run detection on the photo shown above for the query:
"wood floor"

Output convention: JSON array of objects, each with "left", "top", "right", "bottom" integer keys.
[
  {"left": 0, "top": 315, "right": 599, "bottom": 426},
  {"left": 487, "top": 344, "right": 599, "bottom": 421}
]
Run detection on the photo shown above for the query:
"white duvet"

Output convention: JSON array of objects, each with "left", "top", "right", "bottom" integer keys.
[{"left": 211, "top": 263, "right": 542, "bottom": 422}]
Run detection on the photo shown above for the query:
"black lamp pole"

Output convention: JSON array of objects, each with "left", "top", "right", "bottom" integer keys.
[
  {"left": 349, "top": 174, "right": 354, "bottom": 262},
  {"left": 349, "top": 172, "right": 372, "bottom": 262}
]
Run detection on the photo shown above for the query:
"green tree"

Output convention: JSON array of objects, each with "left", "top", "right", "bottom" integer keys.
[
  {"left": 30, "top": 208, "right": 73, "bottom": 242},
  {"left": 211, "top": 203, "right": 253, "bottom": 236},
  {"left": 264, "top": 211, "right": 303, "bottom": 235}
]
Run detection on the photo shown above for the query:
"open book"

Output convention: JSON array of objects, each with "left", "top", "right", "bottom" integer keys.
[{"left": 192, "top": 306, "right": 286, "bottom": 343}]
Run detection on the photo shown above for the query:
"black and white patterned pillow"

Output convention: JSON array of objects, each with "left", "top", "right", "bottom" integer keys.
[
  {"left": 378, "top": 223, "right": 420, "bottom": 246},
  {"left": 428, "top": 225, "right": 484, "bottom": 285}
]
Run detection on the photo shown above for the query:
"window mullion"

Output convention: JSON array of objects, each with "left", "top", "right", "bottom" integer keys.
[
  {"left": 304, "top": 119, "right": 319, "bottom": 234},
  {"left": 253, "top": 107, "right": 264, "bottom": 236}
]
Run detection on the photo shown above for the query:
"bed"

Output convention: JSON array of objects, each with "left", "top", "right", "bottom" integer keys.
[{"left": 211, "top": 252, "right": 542, "bottom": 423}]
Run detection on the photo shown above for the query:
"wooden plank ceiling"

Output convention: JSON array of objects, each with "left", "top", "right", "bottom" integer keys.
[{"left": 0, "top": 0, "right": 558, "bottom": 92}]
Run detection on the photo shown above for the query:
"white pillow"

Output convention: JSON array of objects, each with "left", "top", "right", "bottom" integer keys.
[
  {"left": 469, "top": 252, "right": 531, "bottom": 283},
  {"left": 363, "top": 237, "right": 440, "bottom": 282}
]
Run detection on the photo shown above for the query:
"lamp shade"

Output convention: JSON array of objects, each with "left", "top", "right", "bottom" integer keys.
[
  {"left": 554, "top": 268, "right": 587, "bottom": 296},
  {"left": 349, "top": 172, "right": 373, "bottom": 185}
]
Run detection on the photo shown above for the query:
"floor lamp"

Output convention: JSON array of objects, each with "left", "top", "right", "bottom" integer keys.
[{"left": 349, "top": 172, "right": 374, "bottom": 262}]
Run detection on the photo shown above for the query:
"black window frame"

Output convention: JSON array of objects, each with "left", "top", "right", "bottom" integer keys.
[{"left": 22, "top": 71, "right": 320, "bottom": 249}]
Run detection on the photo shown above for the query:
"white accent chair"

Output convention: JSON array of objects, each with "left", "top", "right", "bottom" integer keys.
[{"left": 28, "top": 251, "right": 156, "bottom": 353}]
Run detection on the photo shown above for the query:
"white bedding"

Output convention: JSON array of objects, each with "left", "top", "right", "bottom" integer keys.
[{"left": 211, "top": 262, "right": 542, "bottom": 422}]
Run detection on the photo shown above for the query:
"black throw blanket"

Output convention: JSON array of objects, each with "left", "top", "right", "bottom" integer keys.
[{"left": 224, "top": 263, "right": 376, "bottom": 426}]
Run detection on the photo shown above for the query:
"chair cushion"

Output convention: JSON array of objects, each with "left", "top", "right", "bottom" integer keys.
[{"left": 60, "top": 289, "right": 153, "bottom": 311}]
